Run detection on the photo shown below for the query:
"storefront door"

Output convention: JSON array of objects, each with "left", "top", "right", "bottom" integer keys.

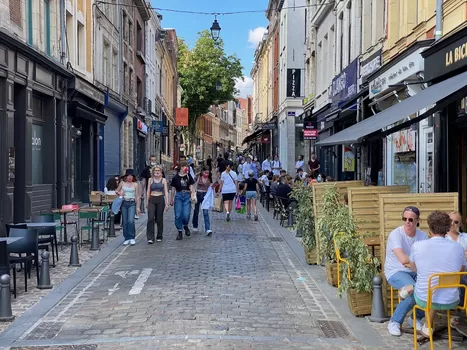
[
  {"left": 419, "top": 126, "right": 434, "bottom": 193},
  {"left": 71, "top": 136, "right": 82, "bottom": 201},
  {"left": 459, "top": 130, "right": 467, "bottom": 229}
]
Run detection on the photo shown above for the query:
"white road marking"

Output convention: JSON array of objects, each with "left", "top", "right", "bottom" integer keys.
[
  {"left": 108, "top": 282, "right": 120, "bottom": 296},
  {"left": 114, "top": 270, "right": 139, "bottom": 279},
  {"left": 129, "top": 268, "right": 152, "bottom": 295}
]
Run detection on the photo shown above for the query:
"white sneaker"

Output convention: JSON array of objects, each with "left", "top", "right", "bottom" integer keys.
[
  {"left": 148, "top": 240, "right": 154, "bottom": 244},
  {"left": 129, "top": 239, "right": 136, "bottom": 246},
  {"left": 123, "top": 240, "right": 130, "bottom": 246},
  {"left": 407, "top": 316, "right": 423, "bottom": 331},
  {"left": 135, "top": 215, "right": 139, "bottom": 219},
  {"left": 421, "top": 323, "right": 432, "bottom": 338},
  {"left": 387, "top": 320, "right": 402, "bottom": 336},
  {"left": 192, "top": 228, "right": 199, "bottom": 233}
]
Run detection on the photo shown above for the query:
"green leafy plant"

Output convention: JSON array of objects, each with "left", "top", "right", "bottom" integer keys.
[
  {"left": 335, "top": 233, "right": 380, "bottom": 295},
  {"left": 290, "top": 185, "right": 315, "bottom": 249},
  {"left": 317, "top": 185, "right": 358, "bottom": 261}
]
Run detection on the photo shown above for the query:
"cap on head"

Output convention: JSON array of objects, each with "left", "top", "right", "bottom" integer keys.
[{"left": 403, "top": 206, "right": 420, "bottom": 218}]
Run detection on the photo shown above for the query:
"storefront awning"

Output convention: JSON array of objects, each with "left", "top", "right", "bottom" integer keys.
[
  {"left": 315, "top": 70, "right": 467, "bottom": 146},
  {"left": 242, "top": 129, "right": 262, "bottom": 145},
  {"left": 69, "top": 101, "right": 108, "bottom": 124}
]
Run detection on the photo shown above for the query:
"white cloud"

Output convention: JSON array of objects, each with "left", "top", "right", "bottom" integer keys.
[
  {"left": 248, "top": 27, "right": 267, "bottom": 48},
  {"left": 235, "top": 76, "right": 253, "bottom": 98}
]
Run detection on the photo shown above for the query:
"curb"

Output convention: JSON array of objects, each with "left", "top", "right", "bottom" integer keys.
[{"left": 0, "top": 216, "right": 148, "bottom": 347}]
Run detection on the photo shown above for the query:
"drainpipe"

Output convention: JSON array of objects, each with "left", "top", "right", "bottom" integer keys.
[
  {"left": 435, "top": 0, "right": 443, "bottom": 40},
  {"left": 60, "top": 0, "right": 66, "bottom": 65}
]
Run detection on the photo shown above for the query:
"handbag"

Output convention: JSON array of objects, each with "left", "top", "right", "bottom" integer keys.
[
  {"left": 111, "top": 196, "right": 123, "bottom": 214},
  {"left": 235, "top": 196, "right": 241, "bottom": 211},
  {"left": 191, "top": 191, "right": 197, "bottom": 204},
  {"left": 213, "top": 196, "right": 223, "bottom": 212}
]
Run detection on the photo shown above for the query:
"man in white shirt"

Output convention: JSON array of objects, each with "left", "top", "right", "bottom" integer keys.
[
  {"left": 271, "top": 154, "right": 282, "bottom": 176},
  {"left": 410, "top": 210, "right": 466, "bottom": 337},
  {"left": 384, "top": 206, "right": 428, "bottom": 336},
  {"left": 243, "top": 156, "right": 256, "bottom": 179},
  {"left": 262, "top": 155, "right": 272, "bottom": 173},
  {"left": 295, "top": 155, "right": 304, "bottom": 173}
]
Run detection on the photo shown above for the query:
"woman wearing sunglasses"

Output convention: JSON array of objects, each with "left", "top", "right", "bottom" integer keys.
[
  {"left": 384, "top": 206, "right": 428, "bottom": 337},
  {"left": 447, "top": 211, "right": 467, "bottom": 252}
]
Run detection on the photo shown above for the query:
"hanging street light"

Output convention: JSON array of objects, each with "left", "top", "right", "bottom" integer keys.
[{"left": 210, "top": 17, "right": 221, "bottom": 41}]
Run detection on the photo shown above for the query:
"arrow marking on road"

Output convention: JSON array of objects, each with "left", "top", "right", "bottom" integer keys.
[
  {"left": 108, "top": 282, "right": 120, "bottom": 296},
  {"left": 115, "top": 270, "right": 140, "bottom": 279},
  {"left": 129, "top": 268, "right": 152, "bottom": 295}
]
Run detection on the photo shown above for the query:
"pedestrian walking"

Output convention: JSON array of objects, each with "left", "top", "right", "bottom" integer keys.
[
  {"left": 146, "top": 165, "right": 169, "bottom": 243},
  {"left": 116, "top": 169, "right": 141, "bottom": 246},
  {"left": 192, "top": 166, "right": 213, "bottom": 236},
  {"left": 218, "top": 161, "right": 238, "bottom": 222},
  {"left": 242, "top": 170, "right": 260, "bottom": 221},
  {"left": 271, "top": 154, "right": 282, "bottom": 175},
  {"left": 170, "top": 160, "right": 195, "bottom": 240},
  {"left": 104, "top": 176, "right": 122, "bottom": 227}
]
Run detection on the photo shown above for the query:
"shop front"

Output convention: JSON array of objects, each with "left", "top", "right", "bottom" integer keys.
[
  {"left": 135, "top": 119, "right": 148, "bottom": 177},
  {"left": 102, "top": 90, "right": 127, "bottom": 188},
  {"left": 68, "top": 76, "right": 107, "bottom": 203},
  {"left": 366, "top": 40, "right": 432, "bottom": 192},
  {"left": 422, "top": 26, "right": 467, "bottom": 220},
  {"left": 0, "top": 33, "right": 72, "bottom": 223}
]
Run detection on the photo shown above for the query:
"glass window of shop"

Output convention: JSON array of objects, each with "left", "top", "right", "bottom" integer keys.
[
  {"left": 386, "top": 127, "right": 418, "bottom": 192},
  {"left": 32, "top": 96, "right": 45, "bottom": 184}
]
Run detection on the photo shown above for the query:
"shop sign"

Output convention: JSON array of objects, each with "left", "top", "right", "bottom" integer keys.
[
  {"left": 153, "top": 120, "right": 163, "bottom": 133},
  {"left": 286, "top": 68, "right": 301, "bottom": 98},
  {"left": 137, "top": 120, "right": 148, "bottom": 134},
  {"left": 162, "top": 126, "right": 169, "bottom": 137},
  {"left": 330, "top": 58, "right": 358, "bottom": 105},
  {"left": 303, "top": 129, "right": 318, "bottom": 140},
  {"left": 424, "top": 34, "right": 467, "bottom": 81},
  {"left": 342, "top": 146, "right": 355, "bottom": 172},
  {"left": 287, "top": 111, "right": 296, "bottom": 117},
  {"left": 175, "top": 107, "right": 189, "bottom": 126},
  {"left": 361, "top": 49, "right": 382, "bottom": 81},
  {"left": 261, "top": 135, "right": 270, "bottom": 144},
  {"left": 73, "top": 76, "right": 105, "bottom": 105},
  {"left": 369, "top": 48, "right": 425, "bottom": 98},
  {"left": 261, "top": 122, "right": 276, "bottom": 130},
  {"left": 32, "top": 124, "right": 43, "bottom": 184}
]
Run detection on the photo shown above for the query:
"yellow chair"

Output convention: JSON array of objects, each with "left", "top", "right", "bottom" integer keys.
[
  {"left": 413, "top": 272, "right": 467, "bottom": 350},
  {"left": 333, "top": 233, "right": 351, "bottom": 288}
]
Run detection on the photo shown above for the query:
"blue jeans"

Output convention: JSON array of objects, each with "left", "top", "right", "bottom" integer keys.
[
  {"left": 121, "top": 200, "right": 136, "bottom": 240},
  {"left": 387, "top": 271, "right": 425, "bottom": 324},
  {"left": 174, "top": 192, "right": 191, "bottom": 231},
  {"left": 193, "top": 191, "right": 211, "bottom": 232}
]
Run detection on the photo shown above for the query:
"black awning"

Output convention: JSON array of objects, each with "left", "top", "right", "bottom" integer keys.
[
  {"left": 69, "top": 101, "right": 107, "bottom": 124},
  {"left": 242, "top": 129, "right": 263, "bottom": 145},
  {"left": 316, "top": 70, "right": 467, "bottom": 147}
]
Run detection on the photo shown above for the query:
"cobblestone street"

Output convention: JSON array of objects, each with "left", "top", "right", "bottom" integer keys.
[{"left": 0, "top": 206, "right": 459, "bottom": 349}]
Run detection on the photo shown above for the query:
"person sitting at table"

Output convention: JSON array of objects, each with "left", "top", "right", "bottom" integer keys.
[
  {"left": 385, "top": 206, "right": 428, "bottom": 336},
  {"left": 447, "top": 211, "right": 467, "bottom": 309},
  {"left": 410, "top": 210, "right": 466, "bottom": 338}
]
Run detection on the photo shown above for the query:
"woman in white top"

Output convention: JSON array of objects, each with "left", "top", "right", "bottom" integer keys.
[
  {"left": 116, "top": 170, "right": 141, "bottom": 246},
  {"left": 217, "top": 162, "right": 238, "bottom": 222}
]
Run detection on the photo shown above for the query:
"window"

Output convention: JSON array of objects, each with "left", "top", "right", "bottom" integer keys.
[
  {"left": 43, "top": 0, "right": 50, "bottom": 55},
  {"left": 122, "top": 12, "right": 127, "bottom": 42},
  {"left": 128, "top": 20, "right": 133, "bottom": 47},
  {"left": 103, "top": 40, "right": 110, "bottom": 85},
  {"left": 137, "top": 22, "right": 143, "bottom": 52},
  {"left": 129, "top": 68, "right": 133, "bottom": 97},
  {"left": 137, "top": 77, "right": 143, "bottom": 107},
  {"left": 339, "top": 12, "right": 344, "bottom": 71},
  {"left": 123, "top": 62, "right": 128, "bottom": 94},
  {"left": 347, "top": 1, "right": 352, "bottom": 64},
  {"left": 112, "top": 49, "right": 118, "bottom": 91},
  {"left": 77, "top": 22, "right": 85, "bottom": 66}
]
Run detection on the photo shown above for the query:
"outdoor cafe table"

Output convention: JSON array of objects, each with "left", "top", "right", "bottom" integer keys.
[
  {"left": 0, "top": 237, "right": 23, "bottom": 276},
  {"left": 363, "top": 237, "right": 380, "bottom": 257},
  {"left": 52, "top": 208, "right": 76, "bottom": 243}
]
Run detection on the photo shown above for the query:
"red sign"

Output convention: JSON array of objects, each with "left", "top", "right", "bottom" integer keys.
[
  {"left": 176, "top": 108, "right": 189, "bottom": 126},
  {"left": 303, "top": 129, "right": 318, "bottom": 140},
  {"left": 261, "top": 135, "right": 270, "bottom": 144}
]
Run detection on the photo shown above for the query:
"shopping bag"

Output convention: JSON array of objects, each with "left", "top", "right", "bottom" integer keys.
[
  {"left": 213, "top": 196, "right": 223, "bottom": 212},
  {"left": 235, "top": 196, "right": 241, "bottom": 211},
  {"left": 111, "top": 196, "right": 123, "bottom": 214}
]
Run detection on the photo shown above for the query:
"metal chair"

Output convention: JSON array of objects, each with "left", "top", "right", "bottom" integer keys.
[{"left": 32, "top": 215, "right": 59, "bottom": 266}]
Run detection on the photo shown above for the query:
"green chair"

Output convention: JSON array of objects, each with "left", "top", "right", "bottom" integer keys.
[{"left": 78, "top": 210, "right": 100, "bottom": 247}]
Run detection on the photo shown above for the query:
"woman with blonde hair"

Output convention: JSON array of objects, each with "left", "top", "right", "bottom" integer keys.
[
  {"left": 447, "top": 211, "right": 467, "bottom": 250},
  {"left": 146, "top": 165, "right": 169, "bottom": 243},
  {"left": 116, "top": 169, "right": 141, "bottom": 246}
]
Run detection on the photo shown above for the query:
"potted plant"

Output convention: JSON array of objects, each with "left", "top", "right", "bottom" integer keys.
[
  {"left": 334, "top": 232, "right": 380, "bottom": 316},
  {"left": 317, "top": 185, "right": 357, "bottom": 286},
  {"left": 290, "top": 185, "right": 316, "bottom": 264}
]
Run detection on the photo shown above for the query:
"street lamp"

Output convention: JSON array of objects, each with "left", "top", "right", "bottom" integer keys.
[{"left": 210, "top": 18, "right": 221, "bottom": 41}]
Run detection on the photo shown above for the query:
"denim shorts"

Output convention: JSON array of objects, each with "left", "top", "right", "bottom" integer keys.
[{"left": 245, "top": 191, "right": 257, "bottom": 199}]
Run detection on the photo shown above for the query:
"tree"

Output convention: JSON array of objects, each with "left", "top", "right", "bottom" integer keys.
[{"left": 177, "top": 30, "right": 244, "bottom": 133}]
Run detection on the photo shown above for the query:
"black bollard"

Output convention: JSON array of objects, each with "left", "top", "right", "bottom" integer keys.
[
  {"left": 37, "top": 251, "right": 52, "bottom": 289},
  {"left": 90, "top": 226, "right": 100, "bottom": 251},
  {"left": 368, "top": 275, "right": 389, "bottom": 323},
  {"left": 69, "top": 235, "right": 81, "bottom": 267},
  {"left": 0, "top": 274, "right": 14, "bottom": 321},
  {"left": 108, "top": 212, "right": 116, "bottom": 238},
  {"left": 295, "top": 227, "right": 303, "bottom": 238}
]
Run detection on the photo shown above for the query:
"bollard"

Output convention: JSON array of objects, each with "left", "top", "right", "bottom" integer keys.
[
  {"left": 37, "top": 251, "right": 53, "bottom": 289},
  {"left": 108, "top": 212, "right": 116, "bottom": 238},
  {"left": 90, "top": 227, "right": 100, "bottom": 251},
  {"left": 0, "top": 274, "right": 14, "bottom": 321},
  {"left": 69, "top": 235, "right": 81, "bottom": 267},
  {"left": 368, "top": 275, "right": 389, "bottom": 323},
  {"left": 295, "top": 227, "right": 303, "bottom": 238},
  {"left": 287, "top": 210, "right": 294, "bottom": 227}
]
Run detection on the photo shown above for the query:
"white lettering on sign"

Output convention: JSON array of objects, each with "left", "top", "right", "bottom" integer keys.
[
  {"left": 129, "top": 268, "right": 152, "bottom": 295},
  {"left": 331, "top": 72, "right": 347, "bottom": 97},
  {"left": 291, "top": 69, "right": 297, "bottom": 97},
  {"left": 445, "top": 43, "right": 467, "bottom": 67},
  {"left": 361, "top": 55, "right": 381, "bottom": 78},
  {"left": 32, "top": 131, "right": 41, "bottom": 151}
]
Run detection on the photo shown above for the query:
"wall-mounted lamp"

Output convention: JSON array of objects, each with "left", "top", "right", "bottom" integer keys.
[{"left": 98, "top": 135, "right": 103, "bottom": 141}]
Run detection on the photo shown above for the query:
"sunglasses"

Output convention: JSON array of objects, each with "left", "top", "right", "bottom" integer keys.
[{"left": 402, "top": 217, "right": 416, "bottom": 223}]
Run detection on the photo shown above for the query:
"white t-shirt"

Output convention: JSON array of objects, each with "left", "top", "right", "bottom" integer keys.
[
  {"left": 446, "top": 232, "right": 467, "bottom": 250},
  {"left": 295, "top": 160, "right": 304, "bottom": 169},
  {"left": 220, "top": 171, "right": 238, "bottom": 194},
  {"left": 272, "top": 160, "right": 282, "bottom": 175},
  {"left": 410, "top": 237, "right": 466, "bottom": 304},
  {"left": 260, "top": 174, "right": 270, "bottom": 187},
  {"left": 384, "top": 226, "right": 428, "bottom": 280},
  {"left": 262, "top": 160, "right": 272, "bottom": 172}
]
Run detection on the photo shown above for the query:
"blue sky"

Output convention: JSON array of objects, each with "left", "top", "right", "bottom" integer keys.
[{"left": 151, "top": 0, "right": 269, "bottom": 97}]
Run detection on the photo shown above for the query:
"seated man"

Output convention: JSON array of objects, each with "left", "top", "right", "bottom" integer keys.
[
  {"left": 410, "top": 210, "right": 466, "bottom": 337},
  {"left": 385, "top": 206, "right": 428, "bottom": 336}
]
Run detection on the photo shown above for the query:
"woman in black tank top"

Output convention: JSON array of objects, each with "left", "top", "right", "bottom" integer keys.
[{"left": 146, "top": 165, "right": 169, "bottom": 243}]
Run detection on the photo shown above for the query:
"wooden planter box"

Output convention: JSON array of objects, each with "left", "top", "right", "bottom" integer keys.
[
  {"left": 325, "top": 261, "right": 338, "bottom": 287},
  {"left": 303, "top": 244, "right": 318, "bottom": 265},
  {"left": 347, "top": 289, "right": 372, "bottom": 316}
]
